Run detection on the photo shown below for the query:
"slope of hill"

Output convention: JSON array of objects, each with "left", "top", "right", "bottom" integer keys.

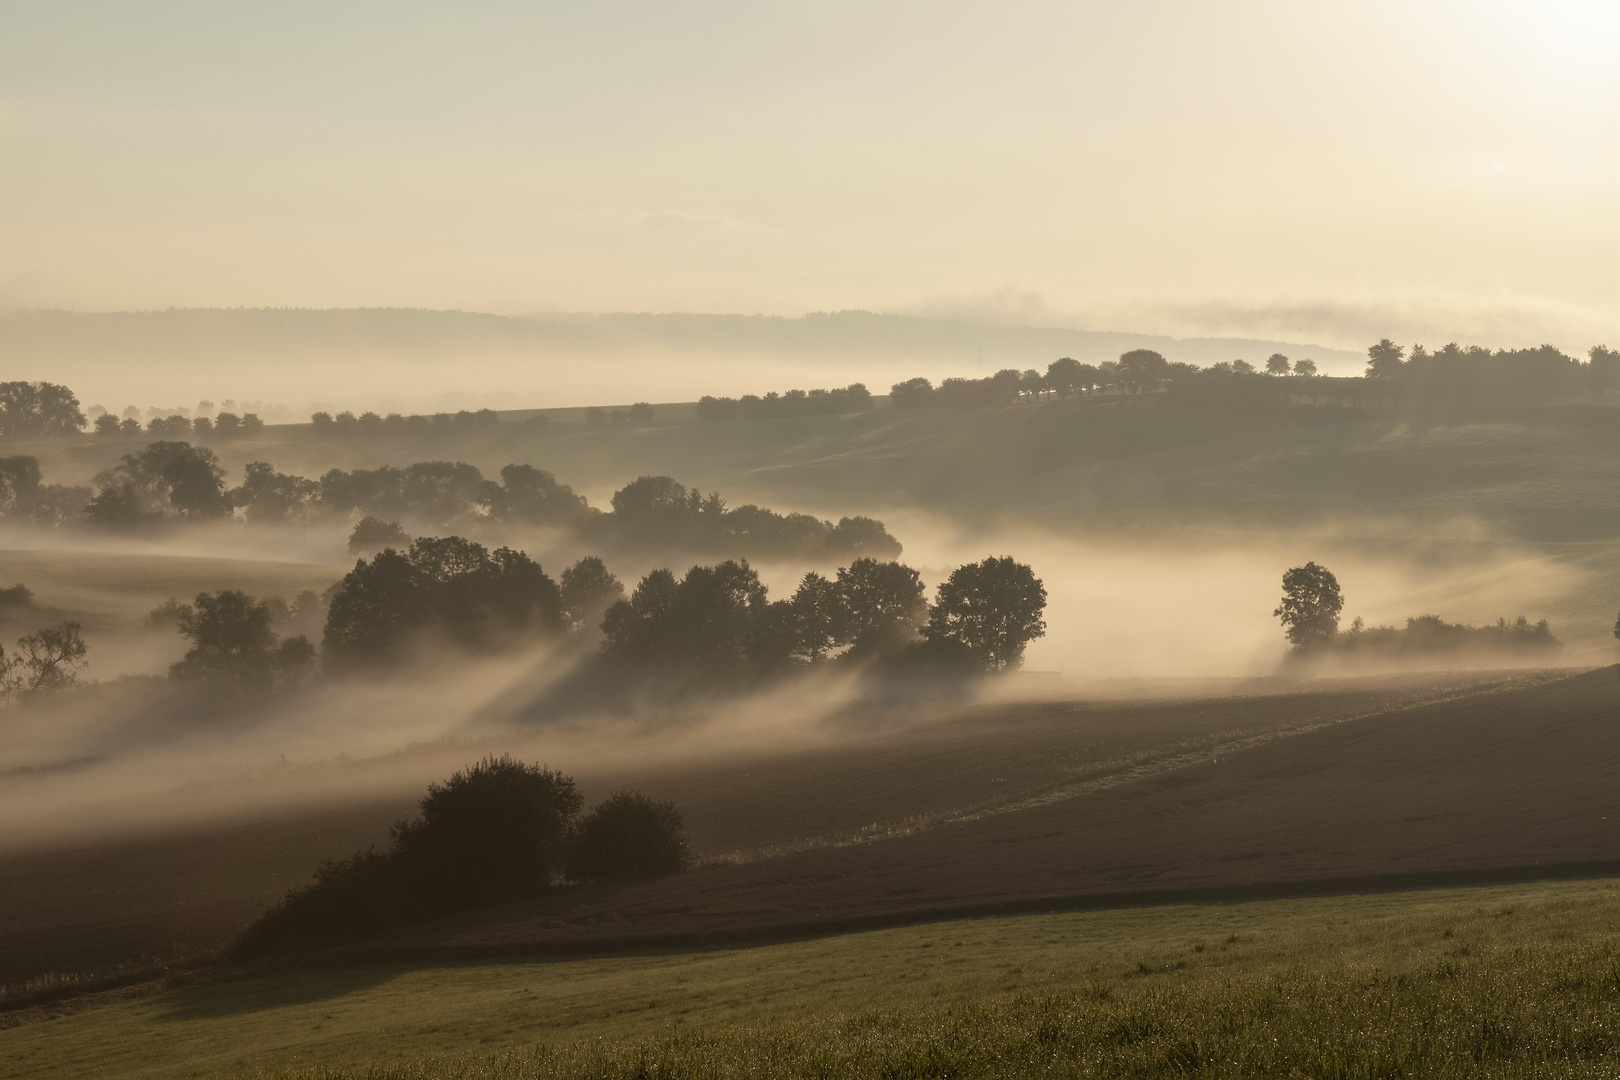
[
  {"left": 380, "top": 666, "right": 1620, "bottom": 959},
  {"left": 0, "top": 669, "right": 1601, "bottom": 987}
]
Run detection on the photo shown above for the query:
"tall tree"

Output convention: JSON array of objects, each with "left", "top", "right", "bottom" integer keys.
[
  {"left": 1365, "top": 339, "right": 1406, "bottom": 379},
  {"left": 789, "top": 571, "right": 845, "bottom": 662},
  {"left": 1274, "top": 563, "right": 1344, "bottom": 649},
  {"left": 926, "top": 557, "right": 1048, "bottom": 670},
  {"left": 835, "top": 558, "right": 928, "bottom": 656}
]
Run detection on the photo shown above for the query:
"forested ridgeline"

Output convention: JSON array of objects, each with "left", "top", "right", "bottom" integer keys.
[
  {"left": 871, "top": 342, "right": 1620, "bottom": 415},
  {"left": 0, "top": 445, "right": 901, "bottom": 563}
]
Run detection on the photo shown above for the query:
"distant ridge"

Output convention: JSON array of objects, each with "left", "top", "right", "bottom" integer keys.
[
  {"left": 0, "top": 307, "right": 1363, "bottom": 371},
  {"left": 0, "top": 308, "right": 1366, "bottom": 413}
]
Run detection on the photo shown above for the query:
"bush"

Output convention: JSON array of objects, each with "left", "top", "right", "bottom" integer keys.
[
  {"left": 568, "top": 791, "right": 690, "bottom": 882},
  {"left": 232, "top": 849, "right": 400, "bottom": 957},
  {"left": 392, "top": 755, "right": 582, "bottom": 915},
  {"left": 236, "top": 760, "right": 695, "bottom": 958}
]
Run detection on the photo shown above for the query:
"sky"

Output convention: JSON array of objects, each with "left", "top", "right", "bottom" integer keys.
[{"left": 3, "top": 1, "right": 1620, "bottom": 350}]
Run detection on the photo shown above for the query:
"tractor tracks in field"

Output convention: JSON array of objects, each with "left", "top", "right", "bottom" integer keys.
[{"left": 709, "top": 670, "right": 1575, "bottom": 868}]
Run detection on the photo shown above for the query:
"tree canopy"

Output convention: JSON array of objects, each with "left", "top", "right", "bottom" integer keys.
[
  {"left": 322, "top": 537, "right": 563, "bottom": 667},
  {"left": 1274, "top": 563, "right": 1344, "bottom": 649},
  {"left": 927, "top": 556, "right": 1048, "bottom": 670}
]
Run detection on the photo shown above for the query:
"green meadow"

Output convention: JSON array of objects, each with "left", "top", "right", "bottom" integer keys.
[{"left": 8, "top": 877, "right": 1620, "bottom": 1079}]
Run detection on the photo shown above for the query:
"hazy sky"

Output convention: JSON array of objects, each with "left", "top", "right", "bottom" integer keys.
[{"left": 4, "top": 1, "right": 1619, "bottom": 349}]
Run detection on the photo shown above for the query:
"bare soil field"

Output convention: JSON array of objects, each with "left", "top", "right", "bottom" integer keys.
[
  {"left": 387, "top": 664, "right": 1620, "bottom": 957},
  {"left": 0, "top": 668, "right": 1595, "bottom": 984}
]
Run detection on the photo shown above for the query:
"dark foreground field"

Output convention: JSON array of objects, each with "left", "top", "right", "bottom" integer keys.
[
  {"left": 1, "top": 668, "right": 1614, "bottom": 987},
  {"left": 382, "top": 665, "right": 1620, "bottom": 958}
]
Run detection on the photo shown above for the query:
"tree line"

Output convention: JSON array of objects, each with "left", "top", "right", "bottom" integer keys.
[
  {"left": 1273, "top": 562, "right": 1562, "bottom": 660},
  {"left": 886, "top": 342, "right": 1620, "bottom": 415},
  {"left": 153, "top": 542, "right": 1045, "bottom": 697},
  {"left": 1361, "top": 339, "right": 1619, "bottom": 400},
  {"left": 95, "top": 408, "right": 266, "bottom": 438},
  {"left": 235, "top": 755, "right": 690, "bottom": 956},
  {"left": 2, "top": 444, "right": 905, "bottom": 564},
  {"left": 598, "top": 554, "right": 1046, "bottom": 677},
  {"left": 696, "top": 383, "right": 874, "bottom": 422}
]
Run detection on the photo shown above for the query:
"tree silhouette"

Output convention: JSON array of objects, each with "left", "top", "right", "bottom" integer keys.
[
  {"left": 323, "top": 537, "right": 563, "bottom": 667},
  {"left": 348, "top": 516, "right": 410, "bottom": 555},
  {"left": 789, "top": 571, "right": 844, "bottom": 661},
  {"left": 927, "top": 556, "right": 1048, "bottom": 670},
  {"left": 4, "top": 622, "right": 88, "bottom": 695},
  {"left": 567, "top": 791, "right": 690, "bottom": 882},
  {"left": 1116, "top": 349, "right": 1170, "bottom": 393},
  {"left": 88, "top": 442, "right": 230, "bottom": 525},
  {"left": 601, "top": 568, "right": 680, "bottom": 658},
  {"left": 1294, "top": 358, "right": 1318, "bottom": 376},
  {"left": 233, "top": 462, "right": 318, "bottom": 524},
  {"left": 836, "top": 557, "right": 928, "bottom": 656},
  {"left": 1274, "top": 562, "right": 1344, "bottom": 649},
  {"left": 170, "top": 590, "right": 279, "bottom": 688},
  {"left": 559, "top": 556, "right": 623, "bottom": 632},
  {"left": 1366, "top": 339, "right": 1406, "bottom": 379},
  {"left": 391, "top": 755, "right": 581, "bottom": 915},
  {"left": 0, "top": 382, "right": 86, "bottom": 438},
  {"left": 1266, "top": 354, "right": 1291, "bottom": 375}
]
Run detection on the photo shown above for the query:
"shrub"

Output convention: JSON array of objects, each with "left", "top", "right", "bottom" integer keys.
[
  {"left": 233, "top": 849, "right": 400, "bottom": 957},
  {"left": 392, "top": 755, "right": 582, "bottom": 915},
  {"left": 568, "top": 791, "right": 690, "bottom": 882}
]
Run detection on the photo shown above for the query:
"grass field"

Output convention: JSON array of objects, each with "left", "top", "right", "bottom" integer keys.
[{"left": 6, "top": 877, "right": 1620, "bottom": 1078}]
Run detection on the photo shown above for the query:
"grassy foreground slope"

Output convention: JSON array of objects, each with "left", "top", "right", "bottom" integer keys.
[{"left": 6, "top": 878, "right": 1620, "bottom": 1078}]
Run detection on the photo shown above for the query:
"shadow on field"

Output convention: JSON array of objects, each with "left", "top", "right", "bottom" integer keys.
[{"left": 154, "top": 966, "right": 399, "bottom": 1021}]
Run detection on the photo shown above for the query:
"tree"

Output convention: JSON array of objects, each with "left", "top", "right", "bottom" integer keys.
[
  {"left": 601, "top": 568, "right": 680, "bottom": 657},
  {"left": 491, "top": 464, "right": 589, "bottom": 525},
  {"left": 1266, "top": 354, "right": 1291, "bottom": 375},
  {"left": 836, "top": 558, "right": 928, "bottom": 656},
  {"left": 599, "top": 560, "right": 768, "bottom": 667},
  {"left": 789, "top": 571, "right": 845, "bottom": 661},
  {"left": 889, "top": 377, "right": 934, "bottom": 408},
  {"left": 5, "top": 622, "right": 88, "bottom": 695},
  {"left": 390, "top": 755, "right": 581, "bottom": 914},
  {"left": 0, "top": 456, "right": 41, "bottom": 515},
  {"left": 1366, "top": 339, "right": 1406, "bottom": 379},
  {"left": 926, "top": 557, "right": 1048, "bottom": 670},
  {"left": 88, "top": 441, "right": 231, "bottom": 525},
  {"left": 823, "top": 516, "right": 903, "bottom": 559},
  {"left": 1116, "top": 349, "right": 1170, "bottom": 393},
  {"left": 232, "top": 462, "right": 318, "bottom": 524},
  {"left": 559, "top": 556, "right": 624, "bottom": 632},
  {"left": 1294, "top": 358, "right": 1318, "bottom": 377},
  {"left": 0, "top": 382, "right": 86, "bottom": 438},
  {"left": 322, "top": 537, "right": 563, "bottom": 667},
  {"left": 567, "top": 791, "right": 690, "bottom": 882},
  {"left": 171, "top": 590, "right": 279, "bottom": 688},
  {"left": 1274, "top": 562, "right": 1344, "bottom": 649},
  {"left": 348, "top": 516, "right": 410, "bottom": 554},
  {"left": 93, "top": 414, "right": 120, "bottom": 436}
]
